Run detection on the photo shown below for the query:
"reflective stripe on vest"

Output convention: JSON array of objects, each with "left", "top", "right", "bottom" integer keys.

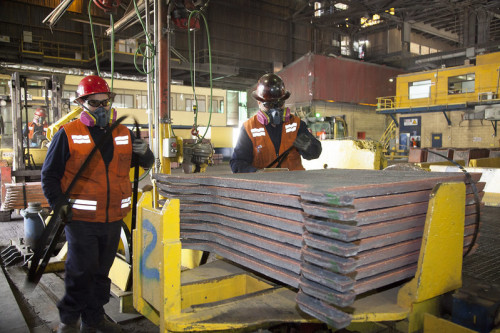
[
  {"left": 70, "top": 199, "right": 97, "bottom": 211},
  {"left": 250, "top": 128, "right": 266, "bottom": 137},
  {"left": 71, "top": 135, "right": 91, "bottom": 144},
  {"left": 121, "top": 197, "right": 131, "bottom": 208},
  {"left": 115, "top": 135, "right": 129, "bottom": 145}
]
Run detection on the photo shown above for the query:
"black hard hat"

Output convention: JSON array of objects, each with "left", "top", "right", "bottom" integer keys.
[{"left": 252, "top": 73, "right": 291, "bottom": 102}]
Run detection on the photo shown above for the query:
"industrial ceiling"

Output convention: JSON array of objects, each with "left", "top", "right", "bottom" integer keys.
[{"left": 1, "top": 0, "right": 500, "bottom": 91}]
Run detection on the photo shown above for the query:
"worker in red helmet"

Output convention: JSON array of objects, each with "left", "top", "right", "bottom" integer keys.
[
  {"left": 41, "top": 75, "right": 154, "bottom": 333},
  {"left": 230, "top": 73, "right": 321, "bottom": 173},
  {"left": 23, "top": 108, "right": 49, "bottom": 147}
]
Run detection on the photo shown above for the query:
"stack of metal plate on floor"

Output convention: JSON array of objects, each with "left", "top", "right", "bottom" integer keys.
[{"left": 153, "top": 169, "right": 483, "bottom": 329}]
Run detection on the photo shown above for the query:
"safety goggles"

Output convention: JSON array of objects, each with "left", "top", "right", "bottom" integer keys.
[
  {"left": 262, "top": 100, "right": 285, "bottom": 109},
  {"left": 86, "top": 99, "right": 112, "bottom": 107}
]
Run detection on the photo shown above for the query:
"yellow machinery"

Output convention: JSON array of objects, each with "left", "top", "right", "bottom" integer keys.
[
  {"left": 379, "top": 119, "right": 408, "bottom": 160},
  {"left": 133, "top": 182, "right": 470, "bottom": 332},
  {"left": 308, "top": 116, "right": 348, "bottom": 140}
]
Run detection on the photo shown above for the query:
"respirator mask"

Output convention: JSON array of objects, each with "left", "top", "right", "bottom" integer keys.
[
  {"left": 257, "top": 100, "right": 290, "bottom": 126},
  {"left": 79, "top": 98, "right": 116, "bottom": 128},
  {"left": 91, "top": 106, "right": 112, "bottom": 128}
]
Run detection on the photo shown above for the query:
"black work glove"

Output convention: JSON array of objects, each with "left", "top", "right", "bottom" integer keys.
[
  {"left": 55, "top": 197, "right": 72, "bottom": 224},
  {"left": 132, "top": 139, "right": 148, "bottom": 156},
  {"left": 293, "top": 133, "right": 313, "bottom": 152},
  {"left": 60, "top": 204, "right": 72, "bottom": 224}
]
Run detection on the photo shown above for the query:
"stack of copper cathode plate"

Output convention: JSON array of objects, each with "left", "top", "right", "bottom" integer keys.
[{"left": 153, "top": 169, "right": 483, "bottom": 329}]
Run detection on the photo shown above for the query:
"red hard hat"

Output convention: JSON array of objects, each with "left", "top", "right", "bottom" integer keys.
[
  {"left": 252, "top": 73, "right": 290, "bottom": 102},
  {"left": 76, "top": 75, "right": 115, "bottom": 99},
  {"left": 34, "top": 108, "right": 46, "bottom": 117}
]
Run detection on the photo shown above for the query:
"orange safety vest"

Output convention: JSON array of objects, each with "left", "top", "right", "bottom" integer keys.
[
  {"left": 60, "top": 120, "right": 132, "bottom": 222},
  {"left": 28, "top": 122, "right": 48, "bottom": 140},
  {"left": 243, "top": 114, "right": 304, "bottom": 171}
]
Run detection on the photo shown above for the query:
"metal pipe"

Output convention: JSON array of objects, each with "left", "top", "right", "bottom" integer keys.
[
  {"left": 145, "top": 0, "right": 153, "bottom": 152},
  {"left": 0, "top": 62, "right": 147, "bottom": 81},
  {"left": 496, "top": 66, "right": 500, "bottom": 97},
  {"left": 105, "top": 0, "right": 145, "bottom": 36},
  {"left": 152, "top": 0, "right": 160, "bottom": 208},
  {"left": 414, "top": 51, "right": 467, "bottom": 64}
]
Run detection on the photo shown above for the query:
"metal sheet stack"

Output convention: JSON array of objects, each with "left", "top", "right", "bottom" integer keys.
[
  {"left": 153, "top": 169, "right": 483, "bottom": 329},
  {"left": 1, "top": 182, "right": 50, "bottom": 211}
]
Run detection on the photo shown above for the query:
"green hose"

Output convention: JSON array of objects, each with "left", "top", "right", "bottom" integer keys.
[{"left": 187, "top": 9, "right": 213, "bottom": 144}]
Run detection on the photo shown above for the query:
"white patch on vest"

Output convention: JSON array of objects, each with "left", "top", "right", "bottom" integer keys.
[
  {"left": 115, "top": 135, "right": 129, "bottom": 145},
  {"left": 250, "top": 128, "right": 266, "bottom": 137},
  {"left": 285, "top": 123, "right": 297, "bottom": 133},
  {"left": 121, "top": 197, "right": 131, "bottom": 208},
  {"left": 71, "top": 135, "right": 91, "bottom": 144},
  {"left": 69, "top": 198, "right": 97, "bottom": 211}
]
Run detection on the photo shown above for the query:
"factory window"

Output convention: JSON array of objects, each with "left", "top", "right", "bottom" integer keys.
[
  {"left": 185, "top": 95, "right": 206, "bottom": 112},
  {"left": 409, "top": 80, "right": 432, "bottom": 99},
  {"left": 63, "top": 90, "right": 77, "bottom": 104},
  {"left": 210, "top": 97, "right": 224, "bottom": 113},
  {"left": 410, "top": 42, "right": 441, "bottom": 55},
  {"left": 136, "top": 94, "right": 147, "bottom": 109},
  {"left": 448, "top": 73, "right": 475, "bottom": 94},
  {"left": 114, "top": 94, "right": 134, "bottom": 108},
  {"left": 173, "top": 93, "right": 185, "bottom": 111},
  {"left": 341, "top": 36, "right": 351, "bottom": 56},
  {"left": 410, "top": 42, "right": 420, "bottom": 55}
]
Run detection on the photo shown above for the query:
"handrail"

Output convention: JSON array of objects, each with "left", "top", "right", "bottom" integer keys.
[
  {"left": 377, "top": 86, "right": 500, "bottom": 111},
  {"left": 19, "top": 33, "right": 120, "bottom": 63},
  {"left": 376, "top": 96, "right": 395, "bottom": 110},
  {"left": 379, "top": 120, "right": 397, "bottom": 150}
]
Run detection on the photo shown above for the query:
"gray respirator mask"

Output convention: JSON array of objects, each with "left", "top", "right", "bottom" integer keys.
[
  {"left": 258, "top": 100, "right": 287, "bottom": 126},
  {"left": 267, "top": 108, "right": 283, "bottom": 125},
  {"left": 92, "top": 107, "right": 111, "bottom": 128}
]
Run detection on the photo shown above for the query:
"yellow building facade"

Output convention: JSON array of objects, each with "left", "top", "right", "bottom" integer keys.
[{"left": 378, "top": 52, "right": 500, "bottom": 149}]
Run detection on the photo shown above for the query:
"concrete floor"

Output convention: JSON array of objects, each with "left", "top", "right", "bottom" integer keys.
[{"left": 0, "top": 162, "right": 499, "bottom": 332}]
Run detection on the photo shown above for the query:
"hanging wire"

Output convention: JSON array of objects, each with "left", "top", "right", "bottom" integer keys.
[
  {"left": 133, "top": 0, "right": 155, "bottom": 75},
  {"left": 110, "top": 13, "right": 115, "bottom": 90},
  {"left": 187, "top": 9, "right": 214, "bottom": 144},
  {"left": 88, "top": 0, "right": 101, "bottom": 76},
  {"left": 131, "top": 0, "right": 156, "bottom": 142}
]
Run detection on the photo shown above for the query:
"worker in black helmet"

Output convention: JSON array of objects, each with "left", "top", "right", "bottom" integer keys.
[{"left": 230, "top": 73, "right": 321, "bottom": 173}]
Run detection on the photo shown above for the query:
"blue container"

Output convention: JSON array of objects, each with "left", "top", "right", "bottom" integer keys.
[{"left": 21, "top": 202, "right": 45, "bottom": 249}]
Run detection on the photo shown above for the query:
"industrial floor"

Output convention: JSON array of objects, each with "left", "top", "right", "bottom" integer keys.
[{"left": 0, "top": 162, "right": 499, "bottom": 333}]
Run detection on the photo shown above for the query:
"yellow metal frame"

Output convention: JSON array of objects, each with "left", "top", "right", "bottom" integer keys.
[
  {"left": 134, "top": 182, "right": 467, "bottom": 332},
  {"left": 133, "top": 192, "right": 313, "bottom": 332},
  {"left": 350, "top": 182, "right": 465, "bottom": 332}
]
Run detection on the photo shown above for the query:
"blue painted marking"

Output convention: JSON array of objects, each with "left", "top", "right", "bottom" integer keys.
[{"left": 140, "top": 219, "right": 160, "bottom": 280}]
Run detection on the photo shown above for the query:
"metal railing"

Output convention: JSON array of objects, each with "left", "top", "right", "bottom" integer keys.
[
  {"left": 19, "top": 34, "right": 117, "bottom": 63},
  {"left": 376, "top": 96, "right": 395, "bottom": 110},
  {"left": 377, "top": 88, "right": 500, "bottom": 111}
]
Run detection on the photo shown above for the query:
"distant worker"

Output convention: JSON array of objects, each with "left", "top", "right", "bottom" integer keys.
[
  {"left": 23, "top": 108, "right": 48, "bottom": 147},
  {"left": 411, "top": 137, "right": 417, "bottom": 148},
  {"left": 230, "top": 73, "right": 322, "bottom": 173},
  {"left": 41, "top": 75, "right": 154, "bottom": 333}
]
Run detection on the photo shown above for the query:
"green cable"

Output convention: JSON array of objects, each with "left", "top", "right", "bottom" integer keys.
[
  {"left": 88, "top": 0, "right": 101, "bottom": 76},
  {"left": 110, "top": 13, "right": 115, "bottom": 90},
  {"left": 187, "top": 10, "right": 213, "bottom": 144},
  {"left": 130, "top": 0, "right": 157, "bottom": 142},
  {"left": 133, "top": 0, "right": 155, "bottom": 75}
]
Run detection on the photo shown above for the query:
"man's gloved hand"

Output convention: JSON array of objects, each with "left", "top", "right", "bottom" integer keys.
[
  {"left": 293, "top": 133, "right": 313, "bottom": 152},
  {"left": 132, "top": 139, "right": 148, "bottom": 156},
  {"left": 59, "top": 203, "right": 73, "bottom": 224}
]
